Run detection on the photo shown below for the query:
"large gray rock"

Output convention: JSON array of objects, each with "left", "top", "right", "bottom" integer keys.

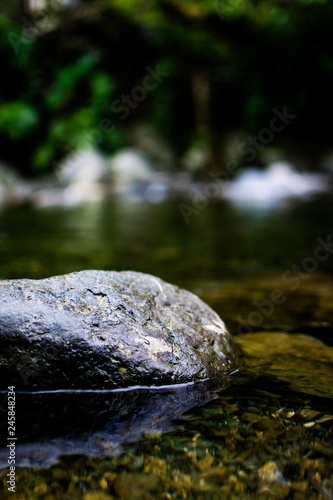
[{"left": 0, "top": 270, "right": 240, "bottom": 390}]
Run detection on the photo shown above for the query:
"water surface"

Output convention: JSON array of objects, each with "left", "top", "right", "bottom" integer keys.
[{"left": 0, "top": 195, "right": 332, "bottom": 498}]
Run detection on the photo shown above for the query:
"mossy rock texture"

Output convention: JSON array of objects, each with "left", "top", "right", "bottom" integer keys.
[{"left": 0, "top": 270, "right": 240, "bottom": 390}]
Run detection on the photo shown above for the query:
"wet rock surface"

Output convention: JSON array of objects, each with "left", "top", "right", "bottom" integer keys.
[{"left": 0, "top": 270, "right": 240, "bottom": 390}]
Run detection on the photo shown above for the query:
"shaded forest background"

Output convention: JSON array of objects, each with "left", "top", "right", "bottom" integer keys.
[{"left": 1, "top": 0, "right": 333, "bottom": 176}]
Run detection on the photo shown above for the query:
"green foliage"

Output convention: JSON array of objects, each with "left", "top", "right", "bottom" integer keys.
[
  {"left": 0, "top": 0, "right": 333, "bottom": 173},
  {"left": 90, "top": 72, "right": 115, "bottom": 110},
  {"left": 0, "top": 9, "right": 123, "bottom": 172},
  {"left": 46, "top": 53, "right": 99, "bottom": 110},
  {"left": 0, "top": 101, "right": 38, "bottom": 140}
]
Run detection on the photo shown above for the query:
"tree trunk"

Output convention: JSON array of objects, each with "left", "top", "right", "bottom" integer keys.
[{"left": 191, "top": 68, "right": 219, "bottom": 174}]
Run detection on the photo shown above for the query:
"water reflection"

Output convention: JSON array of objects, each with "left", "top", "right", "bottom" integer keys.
[
  {"left": 0, "top": 378, "right": 232, "bottom": 468},
  {"left": 0, "top": 196, "right": 332, "bottom": 285},
  {"left": 0, "top": 195, "right": 332, "bottom": 496}
]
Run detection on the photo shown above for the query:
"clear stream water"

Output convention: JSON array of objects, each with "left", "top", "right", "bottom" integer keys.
[{"left": 0, "top": 195, "right": 332, "bottom": 499}]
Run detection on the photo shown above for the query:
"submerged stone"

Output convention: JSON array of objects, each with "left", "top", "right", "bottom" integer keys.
[
  {"left": 234, "top": 331, "right": 333, "bottom": 398},
  {"left": 0, "top": 270, "right": 240, "bottom": 390}
]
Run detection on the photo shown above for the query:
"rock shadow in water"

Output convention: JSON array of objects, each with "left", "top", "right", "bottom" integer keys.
[{"left": 0, "top": 377, "right": 232, "bottom": 468}]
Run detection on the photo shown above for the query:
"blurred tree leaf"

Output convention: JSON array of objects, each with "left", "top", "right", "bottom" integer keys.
[
  {"left": 46, "top": 53, "right": 98, "bottom": 110},
  {"left": 0, "top": 101, "right": 38, "bottom": 139},
  {"left": 90, "top": 72, "right": 115, "bottom": 110}
]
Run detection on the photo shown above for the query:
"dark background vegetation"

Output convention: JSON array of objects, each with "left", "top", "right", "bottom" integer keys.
[{"left": 1, "top": 0, "right": 332, "bottom": 176}]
